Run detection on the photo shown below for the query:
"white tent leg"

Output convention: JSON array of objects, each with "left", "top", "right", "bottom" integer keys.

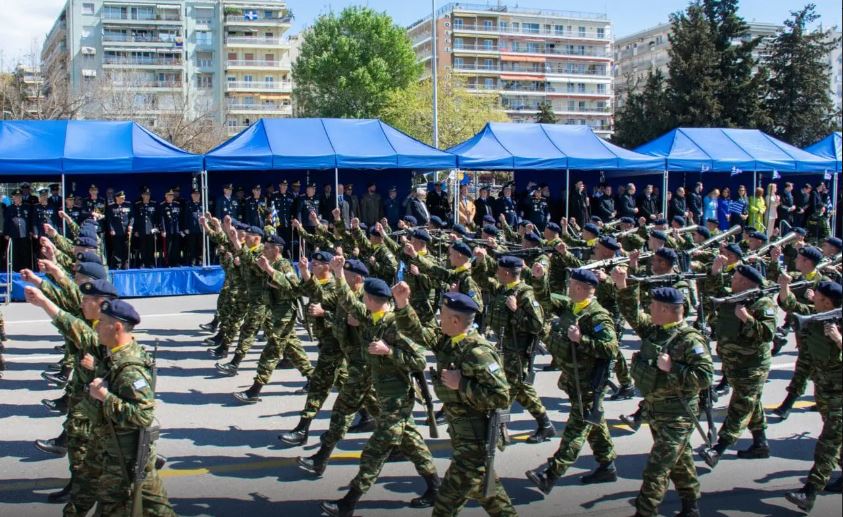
[{"left": 564, "top": 168, "right": 570, "bottom": 220}]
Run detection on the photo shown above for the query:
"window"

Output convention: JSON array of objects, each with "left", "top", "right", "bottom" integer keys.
[
  {"left": 484, "top": 78, "right": 495, "bottom": 89},
  {"left": 523, "top": 23, "right": 539, "bottom": 34},
  {"left": 483, "top": 39, "right": 494, "bottom": 50},
  {"left": 196, "top": 75, "right": 213, "bottom": 89},
  {"left": 196, "top": 31, "right": 212, "bottom": 45},
  {"left": 243, "top": 75, "right": 253, "bottom": 83},
  {"left": 597, "top": 84, "right": 606, "bottom": 94},
  {"left": 264, "top": 53, "right": 274, "bottom": 63},
  {"left": 567, "top": 100, "right": 576, "bottom": 110},
  {"left": 555, "top": 25, "right": 564, "bottom": 35},
  {"left": 577, "top": 83, "right": 586, "bottom": 93},
  {"left": 483, "top": 20, "right": 493, "bottom": 30},
  {"left": 454, "top": 38, "right": 463, "bottom": 49},
  {"left": 453, "top": 18, "right": 463, "bottom": 29},
  {"left": 499, "top": 21, "right": 508, "bottom": 31},
  {"left": 566, "top": 83, "right": 575, "bottom": 93},
  {"left": 264, "top": 10, "right": 273, "bottom": 19},
  {"left": 483, "top": 58, "right": 494, "bottom": 70},
  {"left": 196, "top": 52, "right": 213, "bottom": 68},
  {"left": 82, "top": 3, "right": 95, "bottom": 15},
  {"left": 597, "top": 27, "right": 605, "bottom": 39},
  {"left": 454, "top": 57, "right": 464, "bottom": 68},
  {"left": 264, "top": 76, "right": 274, "bottom": 84},
  {"left": 578, "top": 26, "right": 586, "bottom": 37}
]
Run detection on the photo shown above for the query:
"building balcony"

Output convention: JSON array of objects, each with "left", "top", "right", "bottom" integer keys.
[
  {"left": 452, "top": 63, "right": 610, "bottom": 78},
  {"left": 226, "top": 103, "right": 292, "bottom": 115},
  {"left": 102, "top": 34, "right": 183, "bottom": 46},
  {"left": 110, "top": 80, "right": 183, "bottom": 91},
  {"left": 102, "top": 14, "right": 182, "bottom": 26},
  {"left": 451, "top": 23, "right": 609, "bottom": 42},
  {"left": 226, "top": 59, "right": 289, "bottom": 70},
  {"left": 452, "top": 43, "right": 611, "bottom": 59},
  {"left": 226, "top": 80, "right": 292, "bottom": 93},
  {"left": 224, "top": 14, "right": 293, "bottom": 27},
  {"left": 103, "top": 57, "right": 183, "bottom": 68},
  {"left": 225, "top": 36, "right": 288, "bottom": 47}
]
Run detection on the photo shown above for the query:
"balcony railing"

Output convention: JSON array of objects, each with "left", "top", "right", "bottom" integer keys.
[
  {"left": 102, "top": 33, "right": 182, "bottom": 44},
  {"left": 104, "top": 57, "right": 183, "bottom": 66},
  {"left": 451, "top": 23, "right": 608, "bottom": 40},
  {"left": 453, "top": 63, "right": 609, "bottom": 76},
  {"left": 226, "top": 59, "right": 286, "bottom": 68},
  {"left": 103, "top": 14, "right": 182, "bottom": 23},
  {"left": 226, "top": 80, "right": 292, "bottom": 91},
  {"left": 452, "top": 43, "right": 610, "bottom": 58},
  {"left": 110, "top": 80, "right": 183, "bottom": 89},
  {"left": 226, "top": 36, "right": 286, "bottom": 46},
  {"left": 226, "top": 103, "right": 291, "bottom": 112},
  {"left": 224, "top": 14, "right": 293, "bottom": 24}
]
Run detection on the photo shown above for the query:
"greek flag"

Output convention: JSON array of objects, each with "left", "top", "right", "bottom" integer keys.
[
  {"left": 824, "top": 170, "right": 832, "bottom": 180},
  {"left": 730, "top": 166, "right": 742, "bottom": 177},
  {"left": 269, "top": 206, "right": 279, "bottom": 226},
  {"left": 701, "top": 164, "right": 710, "bottom": 173},
  {"left": 244, "top": 10, "right": 259, "bottom": 20},
  {"left": 772, "top": 170, "right": 781, "bottom": 180}
]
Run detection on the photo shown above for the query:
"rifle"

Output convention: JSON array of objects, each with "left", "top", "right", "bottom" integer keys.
[
  {"left": 616, "top": 224, "right": 653, "bottom": 238},
  {"left": 792, "top": 308, "right": 842, "bottom": 332},
  {"left": 414, "top": 370, "right": 439, "bottom": 438},
  {"left": 817, "top": 253, "right": 842, "bottom": 273},
  {"left": 603, "top": 219, "right": 623, "bottom": 230},
  {"left": 482, "top": 408, "right": 510, "bottom": 498},
  {"left": 524, "top": 332, "right": 548, "bottom": 385},
  {"left": 710, "top": 281, "right": 810, "bottom": 306},
  {"left": 579, "top": 253, "right": 653, "bottom": 271},
  {"left": 492, "top": 246, "right": 556, "bottom": 259},
  {"left": 132, "top": 424, "right": 159, "bottom": 517},
  {"left": 569, "top": 338, "right": 584, "bottom": 420},
  {"left": 583, "top": 356, "right": 615, "bottom": 426},
  {"left": 628, "top": 272, "right": 707, "bottom": 284},
  {"left": 297, "top": 298, "right": 313, "bottom": 342},
  {"left": 687, "top": 225, "right": 742, "bottom": 255},
  {"left": 674, "top": 224, "right": 700, "bottom": 234},
  {"left": 744, "top": 231, "right": 800, "bottom": 262}
]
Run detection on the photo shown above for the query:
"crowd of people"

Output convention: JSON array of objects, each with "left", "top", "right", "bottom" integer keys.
[{"left": 5, "top": 170, "right": 841, "bottom": 517}]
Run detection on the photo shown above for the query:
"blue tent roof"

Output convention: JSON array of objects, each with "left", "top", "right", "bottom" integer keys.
[
  {"left": 635, "top": 128, "right": 837, "bottom": 173},
  {"left": 446, "top": 123, "right": 664, "bottom": 171},
  {"left": 804, "top": 132, "right": 842, "bottom": 172},
  {"left": 0, "top": 120, "right": 202, "bottom": 174},
  {"left": 204, "top": 118, "right": 455, "bottom": 171}
]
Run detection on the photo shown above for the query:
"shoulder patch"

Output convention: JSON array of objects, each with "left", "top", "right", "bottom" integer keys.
[
  {"left": 764, "top": 308, "right": 776, "bottom": 317},
  {"left": 532, "top": 300, "right": 540, "bottom": 307},
  {"left": 468, "top": 290, "right": 477, "bottom": 298},
  {"left": 593, "top": 323, "right": 605, "bottom": 333},
  {"left": 691, "top": 346, "right": 706, "bottom": 356},
  {"left": 488, "top": 363, "right": 500, "bottom": 373},
  {"left": 132, "top": 378, "right": 148, "bottom": 391}
]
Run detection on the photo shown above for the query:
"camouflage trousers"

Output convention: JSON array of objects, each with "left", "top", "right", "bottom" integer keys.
[
  {"left": 97, "top": 447, "right": 174, "bottom": 517},
  {"left": 301, "top": 336, "right": 347, "bottom": 420},
  {"left": 785, "top": 339, "right": 811, "bottom": 397},
  {"left": 503, "top": 346, "right": 547, "bottom": 419},
  {"left": 433, "top": 438, "right": 516, "bottom": 517},
  {"left": 218, "top": 290, "right": 247, "bottom": 348},
  {"left": 614, "top": 348, "right": 632, "bottom": 386},
  {"left": 718, "top": 363, "right": 769, "bottom": 445},
  {"left": 349, "top": 394, "right": 437, "bottom": 494},
  {"left": 233, "top": 303, "right": 268, "bottom": 360},
  {"left": 635, "top": 409, "right": 700, "bottom": 516},
  {"left": 253, "top": 303, "right": 313, "bottom": 385},
  {"left": 63, "top": 402, "right": 98, "bottom": 517},
  {"left": 320, "top": 360, "right": 380, "bottom": 450},
  {"left": 807, "top": 378, "right": 843, "bottom": 490},
  {"left": 546, "top": 386, "right": 616, "bottom": 477}
]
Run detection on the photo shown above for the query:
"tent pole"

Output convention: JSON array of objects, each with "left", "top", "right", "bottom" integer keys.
[
  {"left": 564, "top": 168, "right": 570, "bottom": 221},
  {"left": 661, "top": 170, "right": 668, "bottom": 216},
  {"left": 833, "top": 172, "right": 839, "bottom": 237},
  {"left": 61, "top": 174, "right": 66, "bottom": 235},
  {"left": 334, "top": 167, "right": 339, "bottom": 225},
  {"left": 752, "top": 170, "right": 757, "bottom": 196},
  {"left": 453, "top": 169, "right": 460, "bottom": 226},
  {"left": 201, "top": 170, "right": 209, "bottom": 267}
]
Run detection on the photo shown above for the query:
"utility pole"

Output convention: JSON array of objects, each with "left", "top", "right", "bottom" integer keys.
[{"left": 431, "top": 0, "right": 439, "bottom": 149}]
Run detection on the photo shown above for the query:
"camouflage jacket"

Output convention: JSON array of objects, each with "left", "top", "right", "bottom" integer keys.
[
  {"left": 485, "top": 277, "right": 544, "bottom": 351},
  {"left": 412, "top": 255, "right": 483, "bottom": 314},
  {"left": 298, "top": 275, "right": 339, "bottom": 342},
  {"left": 52, "top": 310, "right": 108, "bottom": 412},
  {"left": 778, "top": 293, "right": 842, "bottom": 386}
]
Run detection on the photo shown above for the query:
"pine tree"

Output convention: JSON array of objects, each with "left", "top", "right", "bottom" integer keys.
[
  {"left": 613, "top": 70, "right": 673, "bottom": 148},
  {"left": 535, "top": 101, "right": 558, "bottom": 124},
  {"left": 764, "top": 4, "right": 841, "bottom": 146}
]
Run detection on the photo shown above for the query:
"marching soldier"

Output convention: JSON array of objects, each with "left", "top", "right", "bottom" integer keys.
[
  {"left": 526, "top": 266, "right": 619, "bottom": 493},
  {"left": 159, "top": 190, "right": 182, "bottom": 267},
  {"left": 404, "top": 239, "right": 484, "bottom": 314},
  {"left": 182, "top": 188, "right": 204, "bottom": 266},
  {"left": 5, "top": 190, "right": 33, "bottom": 270},
  {"left": 105, "top": 191, "right": 133, "bottom": 269},
  {"left": 133, "top": 188, "right": 159, "bottom": 268},
  {"left": 400, "top": 228, "right": 440, "bottom": 327},
  {"left": 613, "top": 270, "right": 714, "bottom": 517}
]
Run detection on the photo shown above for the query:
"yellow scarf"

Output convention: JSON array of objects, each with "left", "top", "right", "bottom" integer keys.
[
  {"left": 572, "top": 298, "right": 592, "bottom": 315},
  {"left": 450, "top": 332, "right": 468, "bottom": 345},
  {"left": 804, "top": 270, "right": 818, "bottom": 281},
  {"left": 454, "top": 263, "right": 470, "bottom": 274},
  {"left": 661, "top": 321, "right": 682, "bottom": 330},
  {"left": 505, "top": 280, "right": 520, "bottom": 290},
  {"left": 371, "top": 310, "right": 386, "bottom": 324}
]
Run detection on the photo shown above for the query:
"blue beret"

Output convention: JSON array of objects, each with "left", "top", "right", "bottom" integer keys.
[
  {"left": 497, "top": 256, "right": 524, "bottom": 269},
  {"left": 363, "top": 278, "right": 391, "bottom": 299},
  {"left": 76, "top": 251, "right": 103, "bottom": 265},
  {"left": 798, "top": 246, "right": 823, "bottom": 264},
  {"left": 358, "top": 222, "right": 368, "bottom": 231},
  {"left": 816, "top": 281, "right": 842, "bottom": 302},
  {"left": 654, "top": 218, "right": 668, "bottom": 226},
  {"left": 570, "top": 268, "right": 598, "bottom": 286},
  {"left": 789, "top": 227, "right": 807, "bottom": 236},
  {"left": 695, "top": 226, "right": 711, "bottom": 239},
  {"left": 452, "top": 224, "right": 471, "bottom": 237},
  {"left": 736, "top": 264, "right": 764, "bottom": 285},
  {"left": 429, "top": 215, "right": 446, "bottom": 227},
  {"left": 442, "top": 292, "right": 480, "bottom": 313},
  {"left": 706, "top": 218, "right": 719, "bottom": 225},
  {"left": 75, "top": 236, "right": 98, "bottom": 249},
  {"left": 402, "top": 215, "right": 418, "bottom": 226},
  {"left": 100, "top": 299, "right": 140, "bottom": 326},
  {"left": 826, "top": 237, "right": 843, "bottom": 250},
  {"left": 247, "top": 226, "right": 265, "bottom": 237},
  {"left": 483, "top": 214, "right": 496, "bottom": 224},
  {"left": 524, "top": 231, "right": 542, "bottom": 243},
  {"left": 723, "top": 243, "right": 743, "bottom": 257},
  {"left": 76, "top": 262, "right": 107, "bottom": 280},
  {"left": 79, "top": 228, "right": 98, "bottom": 239},
  {"left": 590, "top": 215, "right": 603, "bottom": 223},
  {"left": 583, "top": 223, "right": 601, "bottom": 236},
  {"left": 650, "top": 230, "right": 668, "bottom": 242},
  {"left": 310, "top": 250, "right": 333, "bottom": 262},
  {"left": 672, "top": 215, "right": 686, "bottom": 226},
  {"left": 482, "top": 225, "right": 499, "bottom": 236},
  {"left": 651, "top": 287, "right": 684, "bottom": 305},
  {"left": 619, "top": 216, "right": 635, "bottom": 225},
  {"left": 517, "top": 220, "right": 530, "bottom": 228},
  {"left": 545, "top": 222, "right": 562, "bottom": 234},
  {"left": 264, "top": 234, "right": 285, "bottom": 246},
  {"left": 79, "top": 279, "right": 118, "bottom": 298},
  {"left": 368, "top": 225, "right": 383, "bottom": 237},
  {"left": 743, "top": 226, "right": 757, "bottom": 233},
  {"left": 655, "top": 247, "right": 678, "bottom": 264},
  {"left": 233, "top": 220, "right": 249, "bottom": 231},
  {"left": 748, "top": 231, "right": 768, "bottom": 243},
  {"left": 598, "top": 235, "right": 621, "bottom": 251},
  {"left": 343, "top": 258, "right": 369, "bottom": 277},
  {"left": 451, "top": 241, "right": 473, "bottom": 258},
  {"left": 412, "top": 228, "right": 432, "bottom": 242}
]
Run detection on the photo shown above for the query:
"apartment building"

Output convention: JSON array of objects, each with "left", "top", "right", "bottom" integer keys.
[
  {"left": 40, "top": 0, "right": 293, "bottom": 134},
  {"left": 826, "top": 29, "right": 842, "bottom": 111},
  {"left": 407, "top": 2, "right": 615, "bottom": 136},
  {"left": 12, "top": 65, "right": 46, "bottom": 117}
]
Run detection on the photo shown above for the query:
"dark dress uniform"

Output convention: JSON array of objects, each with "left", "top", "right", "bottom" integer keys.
[
  {"left": 298, "top": 195, "right": 321, "bottom": 230},
  {"left": 426, "top": 188, "right": 451, "bottom": 220},
  {"left": 383, "top": 193, "right": 401, "bottom": 229},
  {"left": 5, "top": 202, "right": 33, "bottom": 271},
  {"left": 524, "top": 196, "right": 550, "bottom": 230},
  {"left": 241, "top": 195, "right": 266, "bottom": 228},
  {"left": 215, "top": 193, "right": 240, "bottom": 221},
  {"left": 133, "top": 199, "right": 159, "bottom": 268},
  {"left": 271, "top": 190, "right": 296, "bottom": 238},
  {"left": 80, "top": 196, "right": 106, "bottom": 227},
  {"left": 106, "top": 200, "right": 133, "bottom": 269},
  {"left": 31, "top": 202, "right": 59, "bottom": 239},
  {"left": 182, "top": 197, "right": 204, "bottom": 266},
  {"left": 159, "top": 200, "right": 182, "bottom": 266},
  {"left": 496, "top": 195, "right": 518, "bottom": 226}
]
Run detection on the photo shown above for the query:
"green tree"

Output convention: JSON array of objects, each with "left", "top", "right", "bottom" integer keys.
[
  {"left": 381, "top": 72, "right": 508, "bottom": 149},
  {"left": 764, "top": 4, "right": 841, "bottom": 146},
  {"left": 292, "top": 6, "right": 422, "bottom": 118},
  {"left": 613, "top": 70, "right": 673, "bottom": 148},
  {"left": 535, "top": 100, "right": 558, "bottom": 124}
]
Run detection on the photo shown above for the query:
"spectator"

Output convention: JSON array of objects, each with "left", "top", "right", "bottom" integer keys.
[
  {"left": 702, "top": 188, "right": 720, "bottom": 223},
  {"left": 133, "top": 188, "right": 159, "bottom": 268},
  {"left": 668, "top": 186, "right": 689, "bottom": 221},
  {"left": 182, "top": 188, "right": 204, "bottom": 266},
  {"left": 637, "top": 184, "right": 658, "bottom": 223},
  {"left": 473, "top": 185, "right": 494, "bottom": 227},
  {"left": 568, "top": 180, "right": 590, "bottom": 225},
  {"left": 241, "top": 184, "right": 266, "bottom": 228},
  {"left": 5, "top": 190, "right": 32, "bottom": 271},
  {"left": 426, "top": 181, "right": 451, "bottom": 220},
  {"left": 318, "top": 183, "right": 335, "bottom": 221},
  {"left": 344, "top": 183, "right": 360, "bottom": 219},
  {"left": 777, "top": 181, "right": 796, "bottom": 228},
  {"left": 618, "top": 183, "right": 638, "bottom": 218},
  {"left": 747, "top": 186, "right": 767, "bottom": 232},
  {"left": 48, "top": 184, "right": 62, "bottom": 211},
  {"left": 457, "top": 184, "right": 475, "bottom": 227},
  {"left": 717, "top": 186, "right": 732, "bottom": 230},
  {"left": 592, "top": 183, "right": 615, "bottom": 223},
  {"left": 406, "top": 188, "right": 430, "bottom": 225},
  {"left": 688, "top": 182, "right": 704, "bottom": 224},
  {"left": 160, "top": 190, "right": 182, "bottom": 266},
  {"left": 359, "top": 182, "right": 382, "bottom": 227},
  {"left": 383, "top": 186, "right": 402, "bottom": 228},
  {"left": 215, "top": 183, "right": 238, "bottom": 221},
  {"left": 31, "top": 188, "right": 59, "bottom": 239},
  {"left": 522, "top": 187, "right": 549, "bottom": 230},
  {"left": 728, "top": 185, "right": 749, "bottom": 227},
  {"left": 795, "top": 183, "right": 812, "bottom": 227},
  {"left": 335, "top": 184, "right": 354, "bottom": 225},
  {"left": 806, "top": 182, "right": 829, "bottom": 241},
  {"left": 496, "top": 182, "right": 518, "bottom": 226}
]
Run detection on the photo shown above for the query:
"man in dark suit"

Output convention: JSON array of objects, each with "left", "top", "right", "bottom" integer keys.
[
  {"left": 406, "top": 189, "right": 430, "bottom": 225},
  {"left": 617, "top": 183, "right": 638, "bottom": 219},
  {"left": 568, "top": 180, "right": 590, "bottom": 224},
  {"left": 637, "top": 184, "right": 659, "bottom": 222},
  {"left": 5, "top": 190, "right": 33, "bottom": 270},
  {"left": 473, "top": 185, "right": 494, "bottom": 228},
  {"left": 688, "top": 182, "right": 704, "bottom": 224},
  {"left": 669, "top": 186, "right": 689, "bottom": 221},
  {"left": 425, "top": 181, "right": 450, "bottom": 220},
  {"left": 592, "top": 183, "right": 615, "bottom": 222},
  {"left": 777, "top": 181, "right": 796, "bottom": 228},
  {"left": 182, "top": 188, "right": 205, "bottom": 266}
]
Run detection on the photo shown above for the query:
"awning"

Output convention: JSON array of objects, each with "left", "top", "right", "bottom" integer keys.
[
  {"left": 803, "top": 132, "right": 842, "bottom": 172},
  {"left": 500, "top": 54, "right": 545, "bottom": 63},
  {"left": 500, "top": 74, "right": 544, "bottom": 81}
]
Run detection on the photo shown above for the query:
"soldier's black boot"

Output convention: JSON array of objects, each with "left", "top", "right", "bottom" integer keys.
[
  {"left": 771, "top": 333, "right": 788, "bottom": 356},
  {"left": 526, "top": 464, "right": 558, "bottom": 495},
  {"left": 348, "top": 408, "right": 376, "bottom": 433},
  {"left": 209, "top": 342, "right": 228, "bottom": 359},
  {"left": 714, "top": 377, "right": 731, "bottom": 397},
  {"left": 409, "top": 473, "right": 440, "bottom": 508},
  {"left": 581, "top": 460, "right": 618, "bottom": 484},
  {"left": 41, "top": 393, "right": 69, "bottom": 413},
  {"left": 46, "top": 482, "right": 71, "bottom": 503},
  {"left": 320, "top": 486, "right": 362, "bottom": 517},
  {"left": 434, "top": 408, "right": 446, "bottom": 425},
  {"left": 215, "top": 354, "right": 241, "bottom": 376},
  {"left": 204, "top": 332, "right": 223, "bottom": 346},
  {"left": 276, "top": 357, "right": 293, "bottom": 369},
  {"left": 676, "top": 497, "right": 700, "bottom": 517},
  {"left": 233, "top": 381, "right": 263, "bottom": 404},
  {"left": 621, "top": 407, "right": 643, "bottom": 432},
  {"left": 199, "top": 315, "right": 218, "bottom": 332},
  {"left": 825, "top": 474, "right": 842, "bottom": 493},
  {"left": 785, "top": 483, "right": 817, "bottom": 512},
  {"left": 35, "top": 430, "right": 68, "bottom": 456},
  {"left": 737, "top": 430, "right": 770, "bottom": 459},
  {"left": 297, "top": 444, "right": 334, "bottom": 476},
  {"left": 42, "top": 366, "right": 72, "bottom": 387},
  {"left": 773, "top": 392, "right": 799, "bottom": 421},
  {"left": 294, "top": 376, "right": 311, "bottom": 395},
  {"left": 155, "top": 454, "right": 167, "bottom": 469},
  {"left": 527, "top": 413, "right": 556, "bottom": 444},
  {"left": 701, "top": 439, "right": 729, "bottom": 469},
  {"left": 609, "top": 383, "right": 635, "bottom": 401},
  {"left": 279, "top": 417, "right": 312, "bottom": 446}
]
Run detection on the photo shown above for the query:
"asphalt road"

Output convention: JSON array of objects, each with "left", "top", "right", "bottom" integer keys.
[{"left": 0, "top": 294, "right": 840, "bottom": 517}]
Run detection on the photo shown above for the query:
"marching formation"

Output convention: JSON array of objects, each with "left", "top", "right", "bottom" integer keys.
[{"left": 3, "top": 177, "right": 842, "bottom": 517}]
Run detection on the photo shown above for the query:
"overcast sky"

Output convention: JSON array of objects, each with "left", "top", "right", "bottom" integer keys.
[{"left": 1, "top": 0, "right": 840, "bottom": 71}]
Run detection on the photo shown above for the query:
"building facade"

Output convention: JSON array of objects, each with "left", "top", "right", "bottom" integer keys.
[
  {"left": 826, "top": 29, "right": 842, "bottom": 111},
  {"left": 407, "top": 2, "right": 614, "bottom": 136},
  {"left": 40, "top": 0, "right": 293, "bottom": 134}
]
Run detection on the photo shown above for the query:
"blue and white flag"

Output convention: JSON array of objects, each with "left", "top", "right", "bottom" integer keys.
[
  {"left": 244, "top": 10, "right": 259, "bottom": 21},
  {"left": 730, "top": 166, "right": 742, "bottom": 177},
  {"left": 824, "top": 170, "right": 832, "bottom": 180},
  {"left": 772, "top": 170, "right": 781, "bottom": 180},
  {"left": 700, "top": 164, "right": 710, "bottom": 173}
]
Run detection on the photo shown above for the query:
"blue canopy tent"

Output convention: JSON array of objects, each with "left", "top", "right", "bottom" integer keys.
[
  {"left": 635, "top": 128, "right": 839, "bottom": 215},
  {"left": 447, "top": 122, "right": 664, "bottom": 220},
  {"left": 804, "top": 132, "right": 842, "bottom": 236}
]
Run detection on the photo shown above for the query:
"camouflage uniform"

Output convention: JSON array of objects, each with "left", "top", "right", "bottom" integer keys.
[
  {"left": 705, "top": 274, "right": 777, "bottom": 446},
  {"left": 228, "top": 243, "right": 269, "bottom": 364},
  {"left": 334, "top": 279, "right": 437, "bottom": 495},
  {"left": 401, "top": 249, "right": 440, "bottom": 326},
  {"left": 412, "top": 254, "right": 484, "bottom": 314},
  {"left": 210, "top": 231, "right": 248, "bottom": 352},
  {"left": 779, "top": 293, "right": 842, "bottom": 491},
  {"left": 618, "top": 284, "right": 714, "bottom": 516},
  {"left": 396, "top": 305, "right": 517, "bottom": 517}
]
